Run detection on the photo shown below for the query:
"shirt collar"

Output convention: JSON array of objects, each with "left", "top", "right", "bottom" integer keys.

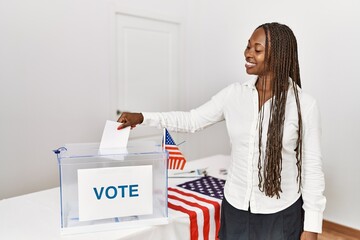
[
  {"left": 243, "top": 77, "right": 302, "bottom": 93},
  {"left": 243, "top": 77, "right": 257, "bottom": 88}
]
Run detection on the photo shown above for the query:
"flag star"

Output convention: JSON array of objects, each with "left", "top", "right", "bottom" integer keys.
[{"left": 176, "top": 176, "right": 226, "bottom": 200}]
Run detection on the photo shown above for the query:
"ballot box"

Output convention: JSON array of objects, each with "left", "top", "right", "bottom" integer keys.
[{"left": 53, "top": 141, "right": 168, "bottom": 234}]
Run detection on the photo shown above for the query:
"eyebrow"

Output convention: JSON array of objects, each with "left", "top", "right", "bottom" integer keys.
[{"left": 248, "top": 40, "right": 265, "bottom": 47}]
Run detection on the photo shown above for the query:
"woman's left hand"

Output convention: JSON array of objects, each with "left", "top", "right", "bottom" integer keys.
[{"left": 300, "top": 231, "right": 318, "bottom": 240}]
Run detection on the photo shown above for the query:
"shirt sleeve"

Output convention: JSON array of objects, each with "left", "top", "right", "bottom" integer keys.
[
  {"left": 141, "top": 84, "right": 234, "bottom": 133},
  {"left": 301, "top": 100, "right": 327, "bottom": 233}
]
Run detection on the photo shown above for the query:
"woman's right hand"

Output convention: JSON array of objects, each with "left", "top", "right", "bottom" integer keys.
[{"left": 117, "top": 112, "right": 144, "bottom": 130}]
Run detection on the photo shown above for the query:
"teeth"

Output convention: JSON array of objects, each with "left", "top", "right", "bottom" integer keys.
[{"left": 245, "top": 61, "right": 256, "bottom": 67}]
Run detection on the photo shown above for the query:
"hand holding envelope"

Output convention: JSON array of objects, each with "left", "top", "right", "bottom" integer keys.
[{"left": 117, "top": 112, "right": 144, "bottom": 130}]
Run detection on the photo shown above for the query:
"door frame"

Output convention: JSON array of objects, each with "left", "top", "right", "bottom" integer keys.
[{"left": 108, "top": 4, "right": 186, "bottom": 122}]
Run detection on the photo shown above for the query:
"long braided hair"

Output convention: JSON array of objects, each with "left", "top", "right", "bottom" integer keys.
[{"left": 257, "top": 22, "right": 303, "bottom": 198}]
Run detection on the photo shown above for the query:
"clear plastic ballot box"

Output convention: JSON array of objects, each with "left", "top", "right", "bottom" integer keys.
[{"left": 53, "top": 142, "right": 168, "bottom": 234}]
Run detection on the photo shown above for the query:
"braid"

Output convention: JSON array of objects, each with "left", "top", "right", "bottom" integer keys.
[{"left": 256, "top": 23, "right": 303, "bottom": 198}]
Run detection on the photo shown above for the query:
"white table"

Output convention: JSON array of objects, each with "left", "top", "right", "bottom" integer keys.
[{"left": 0, "top": 155, "right": 230, "bottom": 240}]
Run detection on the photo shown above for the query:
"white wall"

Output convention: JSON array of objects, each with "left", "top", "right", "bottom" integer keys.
[
  {"left": 0, "top": 0, "right": 110, "bottom": 198},
  {"left": 1, "top": 0, "right": 359, "bottom": 230},
  {"left": 0, "top": 0, "right": 187, "bottom": 198}
]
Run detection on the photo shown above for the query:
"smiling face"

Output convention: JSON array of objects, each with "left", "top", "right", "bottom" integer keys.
[{"left": 244, "top": 27, "right": 268, "bottom": 77}]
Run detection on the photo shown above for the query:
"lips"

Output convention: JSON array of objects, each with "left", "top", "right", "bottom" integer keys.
[{"left": 245, "top": 61, "right": 256, "bottom": 68}]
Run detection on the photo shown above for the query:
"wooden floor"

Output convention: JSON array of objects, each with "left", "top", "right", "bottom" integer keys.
[{"left": 318, "top": 220, "right": 360, "bottom": 240}]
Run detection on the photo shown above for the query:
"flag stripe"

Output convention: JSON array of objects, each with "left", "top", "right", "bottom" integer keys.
[
  {"left": 168, "top": 194, "right": 210, "bottom": 240},
  {"left": 179, "top": 160, "right": 186, "bottom": 170},
  {"left": 167, "top": 150, "right": 182, "bottom": 154},
  {"left": 168, "top": 152, "right": 183, "bottom": 156},
  {"left": 169, "top": 155, "right": 185, "bottom": 158},
  {"left": 169, "top": 187, "right": 221, "bottom": 239},
  {"left": 168, "top": 201, "right": 199, "bottom": 240},
  {"left": 168, "top": 158, "right": 186, "bottom": 170},
  {"left": 167, "top": 149, "right": 181, "bottom": 152},
  {"left": 166, "top": 146, "right": 180, "bottom": 150}
]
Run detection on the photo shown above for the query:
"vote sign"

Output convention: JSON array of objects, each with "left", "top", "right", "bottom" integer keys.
[{"left": 78, "top": 165, "right": 153, "bottom": 221}]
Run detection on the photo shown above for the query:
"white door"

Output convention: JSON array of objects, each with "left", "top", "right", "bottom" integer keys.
[{"left": 113, "top": 13, "right": 181, "bottom": 139}]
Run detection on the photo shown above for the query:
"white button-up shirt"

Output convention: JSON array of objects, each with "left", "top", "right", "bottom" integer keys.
[{"left": 142, "top": 78, "right": 326, "bottom": 233}]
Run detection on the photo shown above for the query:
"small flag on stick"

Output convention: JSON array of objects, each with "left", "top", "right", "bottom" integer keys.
[{"left": 163, "top": 128, "right": 187, "bottom": 170}]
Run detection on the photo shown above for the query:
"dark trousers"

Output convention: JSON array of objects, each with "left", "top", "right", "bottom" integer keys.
[{"left": 218, "top": 197, "right": 304, "bottom": 240}]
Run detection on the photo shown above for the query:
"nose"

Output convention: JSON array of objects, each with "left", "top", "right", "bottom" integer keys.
[{"left": 244, "top": 48, "right": 253, "bottom": 60}]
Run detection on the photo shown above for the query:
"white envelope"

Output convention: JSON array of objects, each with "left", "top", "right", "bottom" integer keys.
[{"left": 99, "top": 120, "right": 130, "bottom": 149}]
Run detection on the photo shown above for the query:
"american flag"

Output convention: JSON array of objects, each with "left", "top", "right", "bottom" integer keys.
[
  {"left": 163, "top": 129, "right": 186, "bottom": 170},
  {"left": 168, "top": 176, "right": 226, "bottom": 240}
]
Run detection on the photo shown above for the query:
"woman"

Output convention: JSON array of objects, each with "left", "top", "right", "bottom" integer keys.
[{"left": 117, "top": 22, "right": 326, "bottom": 240}]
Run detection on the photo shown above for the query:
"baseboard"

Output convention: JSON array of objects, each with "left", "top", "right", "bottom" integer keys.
[{"left": 323, "top": 220, "right": 360, "bottom": 238}]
